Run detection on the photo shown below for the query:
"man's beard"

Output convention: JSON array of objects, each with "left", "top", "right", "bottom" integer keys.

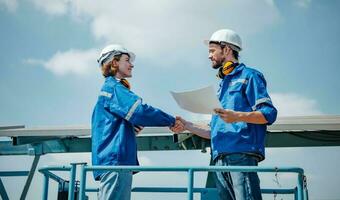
[{"left": 212, "top": 60, "right": 223, "bottom": 69}]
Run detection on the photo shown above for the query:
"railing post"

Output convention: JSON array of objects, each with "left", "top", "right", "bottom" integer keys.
[
  {"left": 20, "top": 155, "right": 40, "bottom": 200},
  {"left": 303, "top": 175, "right": 309, "bottom": 200},
  {"left": 68, "top": 163, "right": 77, "bottom": 200},
  {"left": 187, "top": 168, "right": 194, "bottom": 200},
  {"left": 297, "top": 172, "right": 303, "bottom": 200},
  {"left": 0, "top": 178, "right": 9, "bottom": 200},
  {"left": 79, "top": 164, "right": 87, "bottom": 200},
  {"left": 42, "top": 174, "right": 49, "bottom": 200}
]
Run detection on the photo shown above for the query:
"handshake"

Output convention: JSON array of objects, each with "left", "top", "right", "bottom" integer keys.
[
  {"left": 169, "top": 116, "right": 187, "bottom": 133},
  {"left": 134, "top": 116, "right": 187, "bottom": 135},
  {"left": 136, "top": 109, "right": 238, "bottom": 135},
  {"left": 168, "top": 109, "right": 239, "bottom": 133}
]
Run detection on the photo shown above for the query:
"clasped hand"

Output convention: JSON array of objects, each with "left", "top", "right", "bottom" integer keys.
[{"left": 169, "top": 116, "right": 186, "bottom": 133}]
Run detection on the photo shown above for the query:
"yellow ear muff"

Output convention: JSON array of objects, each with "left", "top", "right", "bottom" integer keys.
[
  {"left": 109, "top": 60, "right": 131, "bottom": 90},
  {"left": 217, "top": 61, "right": 237, "bottom": 79},
  {"left": 120, "top": 78, "right": 131, "bottom": 90}
]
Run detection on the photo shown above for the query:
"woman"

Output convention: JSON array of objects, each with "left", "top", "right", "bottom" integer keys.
[{"left": 92, "top": 44, "right": 181, "bottom": 200}]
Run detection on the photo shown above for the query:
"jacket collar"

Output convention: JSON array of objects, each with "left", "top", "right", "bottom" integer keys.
[
  {"left": 106, "top": 76, "right": 119, "bottom": 83},
  {"left": 227, "top": 63, "right": 244, "bottom": 76}
]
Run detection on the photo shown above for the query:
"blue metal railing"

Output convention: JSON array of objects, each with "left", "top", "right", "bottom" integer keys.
[
  {"left": 39, "top": 164, "right": 308, "bottom": 200},
  {"left": 0, "top": 155, "right": 40, "bottom": 200},
  {"left": 0, "top": 171, "right": 30, "bottom": 200},
  {"left": 39, "top": 166, "right": 74, "bottom": 200}
]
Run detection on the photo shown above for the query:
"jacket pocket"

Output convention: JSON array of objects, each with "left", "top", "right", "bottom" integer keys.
[{"left": 229, "top": 83, "right": 243, "bottom": 92}]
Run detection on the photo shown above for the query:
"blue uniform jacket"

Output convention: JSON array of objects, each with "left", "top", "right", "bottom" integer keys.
[
  {"left": 91, "top": 77, "right": 175, "bottom": 180},
  {"left": 210, "top": 63, "right": 277, "bottom": 161}
]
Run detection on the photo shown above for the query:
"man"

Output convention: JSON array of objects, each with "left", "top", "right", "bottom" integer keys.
[
  {"left": 173, "top": 29, "right": 277, "bottom": 200},
  {"left": 92, "top": 44, "right": 183, "bottom": 200}
]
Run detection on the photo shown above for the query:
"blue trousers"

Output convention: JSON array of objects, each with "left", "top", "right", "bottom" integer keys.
[
  {"left": 214, "top": 153, "right": 263, "bottom": 200},
  {"left": 98, "top": 171, "right": 132, "bottom": 200}
]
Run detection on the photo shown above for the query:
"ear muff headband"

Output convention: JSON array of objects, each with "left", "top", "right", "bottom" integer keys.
[
  {"left": 120, "top": 78, "right": 131, "bottom": 90},
  {"left": 217, "top": 61, "right": 238, "bottom": 79}
]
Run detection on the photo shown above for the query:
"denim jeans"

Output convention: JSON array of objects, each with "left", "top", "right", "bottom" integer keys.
[
  {"left": 214, "top": 153, "right": 262, "bottom": 200},
  {"left": 98, "top": 171, "right": 133, "bottom": 200}
]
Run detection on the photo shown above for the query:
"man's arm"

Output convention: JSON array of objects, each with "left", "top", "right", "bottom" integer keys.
[
  {"left": 214, "top": 109, "right": 267, "bottom": 124},
  {"left": 171, "top": 116, "right": 211, "bottom": 139}
]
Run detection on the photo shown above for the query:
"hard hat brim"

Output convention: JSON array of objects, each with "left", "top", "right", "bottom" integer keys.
[
  {"left": 98, "top": 50, "right": 136, "bottom": 67},
  {"left": 203, "top": 40, "right": 242, "bottom": 51},
  {"left": 128, "top": 52, "right": 136, "bottom": 63},
  {"left": 203, "top": 39, "right": 224, "bottom": 45}
]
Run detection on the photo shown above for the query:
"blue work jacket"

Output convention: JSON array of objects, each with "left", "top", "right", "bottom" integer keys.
[
  {"left": 210, "top": 63, "right": 277, "bottom": 161},
  {"left": 91, "top": 76, "right": 175, "bottom": 180}
]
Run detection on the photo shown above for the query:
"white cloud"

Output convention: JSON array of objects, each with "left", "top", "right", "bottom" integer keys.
[
  {"left": 27, "top": 0, "right": 281, "bottom": 58},
  {"left": 29, "top": 0, "right": 70, "bottom": 15},
  {"left": 24, "top": 48, "right": 98, "bottom": 76},
  {"left": 19, "top": 0, "right": 282, "bottom": 76},
  {"left": 271, "top": 93, "right": 323, "bottom": 116},
  {"left": 0, "top": 0, "right": 18, "bottom": 12},
  {"left": 21, "top": 0, "right": 282, "bottom": 75}
]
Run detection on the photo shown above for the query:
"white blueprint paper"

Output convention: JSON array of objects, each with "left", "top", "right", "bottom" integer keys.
[{"left": 170, "top": 85, "right": 221, "bottom": 114}]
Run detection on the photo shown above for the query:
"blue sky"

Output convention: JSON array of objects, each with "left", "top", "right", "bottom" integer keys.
[
  {"left": 1, "top": 0, "right": 340, "bottom": 126},
  {"left": 0, "top": 0, "right": 340, "bottom": 199}
]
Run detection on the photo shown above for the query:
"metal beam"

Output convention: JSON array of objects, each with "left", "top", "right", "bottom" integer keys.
[
  {"left": 0, "top": 125, "right": 25, "bottom": 131},
  {"left": 13, "top": 136, "right": 61, "bottom": 146},
  {"left": 0, "top": 171, "right": 29, "bottom": 176},
  {"left": 0, "top": 126, "right": 90, "bottom": 137},
  {"left": 20, "top": 155, "right": 40, "bottom": 200},
  {"left": 1, "top": 115, "right": 340, "bottom": 138},
  {"left": 266, "top": 130, "right": 340, "bottom": 147},
  {"left": 0, "top": 142, "right": 31, "bottom": 155},
  {"left": 1, "top": 130, "right": 340, "bottom": 156},
  {"left": 0, "top": 178, "right": 9, "bottom": 200},
  {"left": 1, "top": 116, "right": 340, "bottom": 156}
]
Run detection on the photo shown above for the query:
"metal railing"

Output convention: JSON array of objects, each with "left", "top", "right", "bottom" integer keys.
[
  {"left": 0, "top": 171, "right": 29, "bottom": 200},
  {"left": 39, "top": 164, "right": 308, "bottom": 200}
]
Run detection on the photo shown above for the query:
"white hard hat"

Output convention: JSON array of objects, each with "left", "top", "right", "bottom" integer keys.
[
  {"left": 204, "top": 29, "right": 242, "bottom": 51},
  {"left": 97, "top": 44, "right": 135, "bottom": 66}
]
